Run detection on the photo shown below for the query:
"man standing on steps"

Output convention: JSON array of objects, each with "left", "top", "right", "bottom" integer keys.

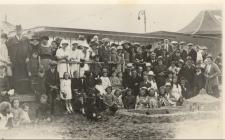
[{"left": 7, "top": 25, "right": 31, "bottom": 94}]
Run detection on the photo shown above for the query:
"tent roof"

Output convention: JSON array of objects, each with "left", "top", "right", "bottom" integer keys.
[{"left": 178, "top": 10, "right": 222, "bottom": 35}]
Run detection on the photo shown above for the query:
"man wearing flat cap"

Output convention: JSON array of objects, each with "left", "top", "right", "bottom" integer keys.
[
  {"left": 98, "top": 38, "right": 111, "bottom": 63},
  {"left": 187, "top": 43, "right": 197, "bottom": 64},
  {"left": 45, "top": 60, "right": 60, "bottom": 114},
  {"left": 7, "top": 25, "right": 31, "bottom": 93}
]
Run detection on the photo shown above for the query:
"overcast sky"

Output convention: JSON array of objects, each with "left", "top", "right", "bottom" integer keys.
[{"left": 0, "top": 4, "right": 221, "bottom": 33}]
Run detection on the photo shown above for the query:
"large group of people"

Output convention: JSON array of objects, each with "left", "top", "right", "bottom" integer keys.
[{"left": 0, "top": 25, "right": 222, "bottom": 129}]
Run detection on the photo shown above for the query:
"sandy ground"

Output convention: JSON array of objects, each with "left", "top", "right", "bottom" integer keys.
[{"left": 0, "top": 112, "right": 222, "bottom": 139}]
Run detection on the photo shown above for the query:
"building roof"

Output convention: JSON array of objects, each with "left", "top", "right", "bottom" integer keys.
[
  {"left": 12, "top": 26, "right": 163, "bottom": 43},
  {"left": 178, "top": 10, "right": 222, "bottom": 35}
]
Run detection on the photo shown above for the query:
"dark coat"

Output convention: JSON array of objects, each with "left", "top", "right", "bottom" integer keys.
[
  {"left": 188, "top": 49, "right": 197, "bottom": 63},
  {"left": 154, "top": 64, "right": 167, "bottom": 88},
  {"left": 178, "top": 65, "right": 196, "bottom": 88},
  {"left": 45, "top": 69, "right": 60, "bottom": 91}
]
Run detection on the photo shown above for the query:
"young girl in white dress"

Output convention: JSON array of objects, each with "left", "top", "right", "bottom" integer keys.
[{"left": 60, "top": 72, "right": 73, "bottom": 114}]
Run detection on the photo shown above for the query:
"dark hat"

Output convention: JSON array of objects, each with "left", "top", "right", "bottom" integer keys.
[
  {"left": 40, "top": 36, "right": 49, "bottom": 41},
  {"left": 30, "top": 34, "right": 39, "bottom": 40},
  {"left": 145, "top": 44, "right": 152, "bottom": 49},
  {"left": 55, "top": 37, "right": 62, "bottom": 43},
  {"left": 206, "top": 54, "right": 213, "bottom": 60},
  {"left": 1, "top": 33, "right": 8, "bottom": 39},
  {"left": 50, "top": 60, "right": 57, "bottom": 66},
  {"left": 16, "top": 25, "right": 22, "bottom": 31}
]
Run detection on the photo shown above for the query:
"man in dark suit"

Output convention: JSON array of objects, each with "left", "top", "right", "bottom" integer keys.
[
  {"left": 6, "top": 25, "right": 30, "bottom": 94},
  {"left": 187, "top": 43, "right": 197, "bottom": 64},
  {"left": 45, "top": 61, "right": 60, "bottom": 115}
]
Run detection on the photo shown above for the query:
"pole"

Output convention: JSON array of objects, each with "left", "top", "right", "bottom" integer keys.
[{"left": 144, "top": 10, "right": 146, "bottom": 33}]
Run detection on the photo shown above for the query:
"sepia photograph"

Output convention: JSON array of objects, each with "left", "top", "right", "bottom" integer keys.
[{"left": 0, "top": 0, "right": 223, "bottom": 139}]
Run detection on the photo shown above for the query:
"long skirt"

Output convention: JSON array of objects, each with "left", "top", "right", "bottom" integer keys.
[
  {"left": 40, "top": 59, "right": 51, "bottom": 71},
  {"left": 70, "top": 64, "right": 80, "bottom": 78},
  {"left": 57, "top": 63, "right": 70, "bottom": 78}
]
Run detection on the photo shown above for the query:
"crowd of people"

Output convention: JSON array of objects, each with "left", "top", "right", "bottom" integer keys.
[{"left": 0, "top": 25, "right": 222, "bottom": 129}]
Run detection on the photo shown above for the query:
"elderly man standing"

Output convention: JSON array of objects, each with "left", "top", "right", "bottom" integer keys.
[{"left": 7, "top": 25, "right": 31, "bottom": 94}]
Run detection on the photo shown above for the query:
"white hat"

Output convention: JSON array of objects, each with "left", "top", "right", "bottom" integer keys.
[
  {"left": 147, "top": 71, "right": 155, "bottom": 76},
  {"left": 133, "top": 42, "right": 140, "bottom": 46},
  {"left": 179, "top": 59, "right": 184, "bottom": 63},
  {"left": 145, "top": 63, "right": 151, "bottom": 67},
  {"left": 111, "top": 47, "right": 117, "bottom": 50},
  {"left": 165, "top": 82, "right": 171, "bottom": 87},
  {"left": 117, "top": 46, "right": 123, "bottom": 50},
  {"left": 140, "top": 86, "right": 148, "bottom": 90},
  {"left": 127, "top": 63, "right": 133, "bottom": 68},
  {"left": 120, "top": 40, "right": 129, "bottom": 45},
  {"left": 61, "top": 40, "right": 69, "bottom": 45},
  {"left": 71, "top": 40, "right": 79, "bottom": 45},
  {"left": 187, "top": 43, "right": 194, "bottom": 46},
  {"left": 171, "top": 41, "right": 178, "bottom": 44},
  {"left": 102, "top": 38, "right": 110, "bottom": 43}
]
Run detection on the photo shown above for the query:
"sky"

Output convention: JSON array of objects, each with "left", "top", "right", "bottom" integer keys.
[{"left": 0, "top": 4, "right": 222, "bottom": 33}]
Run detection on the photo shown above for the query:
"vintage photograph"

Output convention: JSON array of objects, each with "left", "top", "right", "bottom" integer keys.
[{"left": 0, "top": 2, "right": 223, "bottom": 139}]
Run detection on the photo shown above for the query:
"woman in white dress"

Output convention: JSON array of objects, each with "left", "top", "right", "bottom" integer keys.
[
  {"left": 60, "top": 72, "right": 73, "bottom": 114},
  {"left": 56, "top": 40, "right": 70, "bottom": 78},
  {"left": 0, "top": 33, "right": 11, "bottom": 77},
  {"left": 78, "top": 41, "right": 91, "bottom": 77},
  {"left": 70, "top": 41, "right": 81, "bottom": 78}
]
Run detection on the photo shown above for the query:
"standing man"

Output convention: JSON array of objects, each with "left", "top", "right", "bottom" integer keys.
[
  {"left": 7, "top": 25, "right": 31, "bottom": 94},
  {"left": 162, "top": 39, "right": 173, "bottom": 54}
]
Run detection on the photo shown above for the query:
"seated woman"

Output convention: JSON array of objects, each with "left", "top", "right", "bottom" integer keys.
[
  {"left": 122, "top": 88, "right": 136, "bottom": 109},
  {"left": 17, "top": 103, "right": 31, "bottom": 125},
  {"left": 135, "top": 87, "right": 149, "bottom": 109},
  {"left": 148, "top": 88, "right": 158, "bottom": 109},
  {"left": 110, "top": 71, "right": 121, "bottom": 90},
  {"left": 170, "top": 76, "right": 183, "bottom": 106},
  {"left": 103, "top": 86, "right": 118, "bottom": 116},
  {"left": 158, "top": 86, "right": 170, "bottom": 107}
]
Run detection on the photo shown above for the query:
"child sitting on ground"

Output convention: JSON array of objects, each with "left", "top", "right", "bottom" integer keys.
[
  {"left": 158, "top": 86, "right": 170, "bottom": 107},
  {"left": 135, "top": 87, "right": 149, "bottom": 109},
  {"left": 122, "top": 88, "right": 136, "bottom": 109},
  {"left": 110, "top": 71, "right": 121, "bottom": 90},
  {"left": 18, "top": 103, "right": 31, "bottom": 124},
  {"left": 0, "top": 102, "right": 13, "bottom": 130},
  {"left": 85, "top": 83, "right": 102, "bottom": 121},
  {"left": 113, "top": 89, "right": 124, "bottom": 108},
  {"left": 148, "top": 88, "right": 158, "bottom": 108},
  {"left": 36, "top": 94, "right": 51, "bottom": 122},
  {"left": 95, "top": 78, "right": 106, "bottom": 96},
  {"left": 11, "top": 99, "right": 23, "bottom": 126},
  {"left": 103, "top": 86, "right": 118, "bottom": 116}
]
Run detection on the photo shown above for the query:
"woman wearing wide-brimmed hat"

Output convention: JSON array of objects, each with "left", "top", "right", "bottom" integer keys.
[{"left": 56, "top": 40, "right": 71, "bottom": 78}]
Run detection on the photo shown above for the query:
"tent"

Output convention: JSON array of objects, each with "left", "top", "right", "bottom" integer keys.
[{"left": 178, "top": 10, "right": 222, "bottom": 36}]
